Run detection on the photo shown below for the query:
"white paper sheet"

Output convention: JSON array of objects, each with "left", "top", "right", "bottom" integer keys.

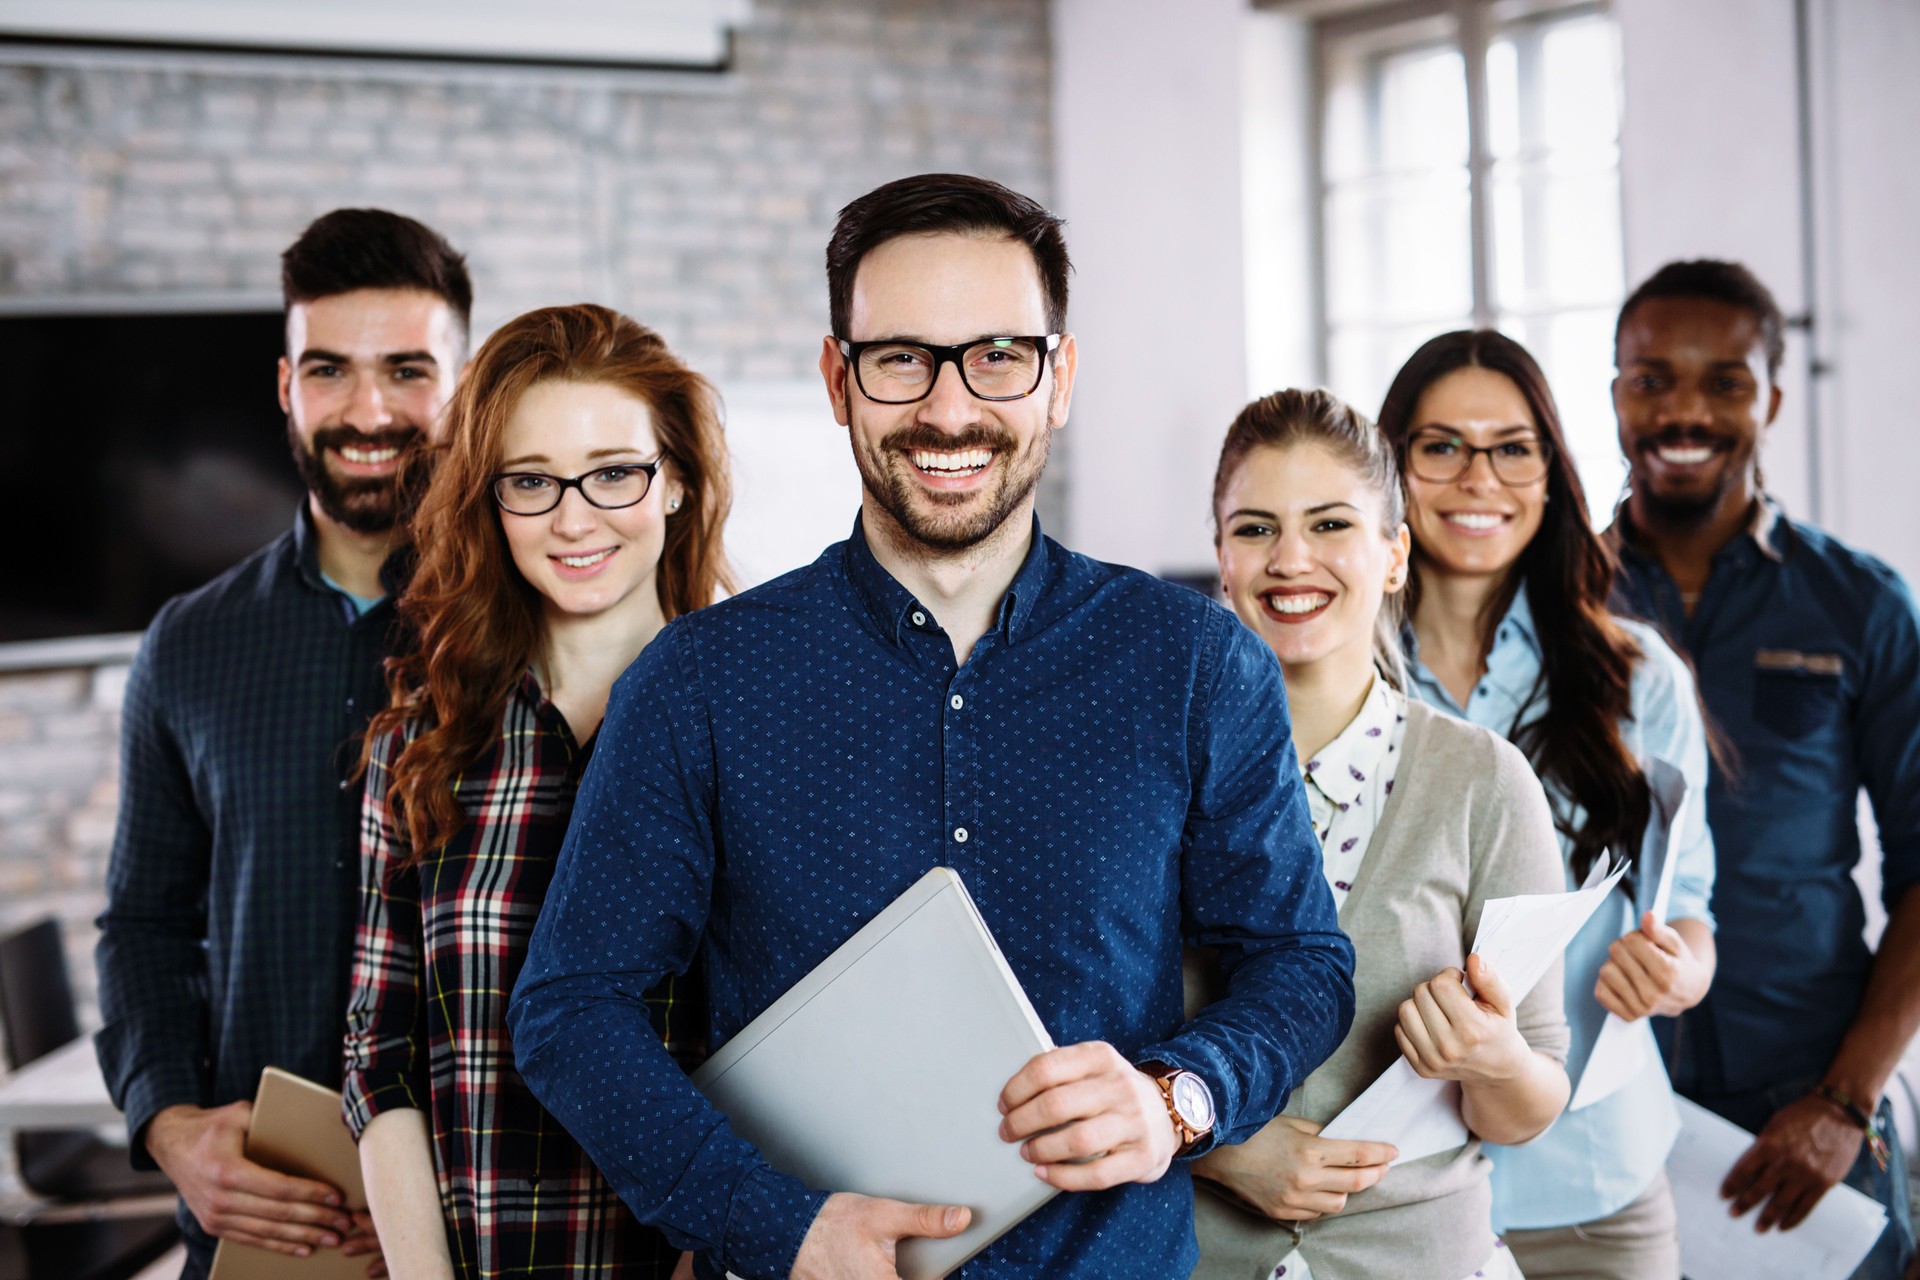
[
  {"left": 1321, "top": 855, "right": 1629, "bottom": 1164},
  {"left": 1570, "top": 760, "right": 1690, "bottom": 1112},
  {"left": 1670, "top": 1096, "right": 1887, "bottom": 1280}
]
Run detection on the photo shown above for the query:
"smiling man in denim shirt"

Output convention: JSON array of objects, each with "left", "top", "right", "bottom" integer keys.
[
  {"left": 1608, "top": 260, "right": 1920, "bottom": 1279},
  {"left": 508, "top": 174, "right": 1354, "bottom": 1280}
]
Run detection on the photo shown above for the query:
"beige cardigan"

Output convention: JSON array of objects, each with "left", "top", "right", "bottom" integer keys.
[{"left": 1193, "top": 701, "right": 1570, "bottom": 1280}]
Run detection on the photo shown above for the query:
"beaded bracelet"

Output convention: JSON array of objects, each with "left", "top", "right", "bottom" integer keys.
[{"left": 1810, "top": 1084, "right": 1891, "bottom": 1172}]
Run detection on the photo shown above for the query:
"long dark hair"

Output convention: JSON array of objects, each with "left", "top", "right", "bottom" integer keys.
[
  {"left": 1378, "top": 329, "right": 1647, "bottom": 880},
  {"left": 367, "top": 304, "right": 734, "bottom": 862}
]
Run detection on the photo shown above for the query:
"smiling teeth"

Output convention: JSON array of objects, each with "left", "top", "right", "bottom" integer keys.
[
  {"left": 557, "top": 550, "right": 614, "bottom": 568},
  {"left": 339, "top": 445, "right": 399, "bottom": 464},
  {"left": 911, "top": 448, "right": 992, "bottom": 473},
  {"left": 1266, "top": 593, "right": 1330, "bottom": 614},
  {"left": 1659, "top": 446, "right": 1714, "bottom": 465},
  {"left": 1446, "top": 513, "right": 1506, "bottom": 530}
]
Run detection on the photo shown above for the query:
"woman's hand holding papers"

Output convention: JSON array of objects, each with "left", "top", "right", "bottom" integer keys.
[
  {"left": 1396, "top": 954, "right": 1571, "bottom": 1145},
  {"left": 1596, "top": 912, "right": 1716, "bottom": 1021},
  {"left": 997, "top": 1041, "right": 1180, "bottom": 1190},
  {"left": 1192, "top": 1115, "right": 1396, "bottom": 1222},
  {"left": 1395, "top": 955, "right": 1529, "bottom": 1086}
]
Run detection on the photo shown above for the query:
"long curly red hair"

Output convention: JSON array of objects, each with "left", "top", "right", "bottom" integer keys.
[{"left": 367, "top": 304, "right": 733, "bottom": 860}]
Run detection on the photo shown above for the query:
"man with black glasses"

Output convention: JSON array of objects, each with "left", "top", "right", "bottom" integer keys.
[
  {"left": 95, "top": 209, "right": 470, "bottom": 1279},
  {"left": 1609, "top": 259, "right": 1920, "bottom": 1280},
  {"left": 509, "top": 173, "right": 1354, "bottom": 1279}
]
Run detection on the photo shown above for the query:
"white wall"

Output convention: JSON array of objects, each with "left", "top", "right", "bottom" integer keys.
[
  {"left": 717, "top": 380, "right": 862, "bottom": 589},
  {"left": 1616, "top": 0, "right": 1920, "bottom": 586},
  {"left": 1818, "top": 0, "right": 1920, "bottom": 588},
  {"left": 1614, "top": 0, "right": 1813, "bottom": 519},
  {"left": 1052, "top": 0, "right": 1268, "bottom": 578}
]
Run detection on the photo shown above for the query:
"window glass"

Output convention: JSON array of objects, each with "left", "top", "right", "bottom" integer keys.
[{"left": 1318, "top": 3, "right": 1626, "bottom": 519}]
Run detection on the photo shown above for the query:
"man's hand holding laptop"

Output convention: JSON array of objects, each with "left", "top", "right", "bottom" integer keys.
[{"left": 789, "top": 1041, "right": 1192, "bottom": 1279}]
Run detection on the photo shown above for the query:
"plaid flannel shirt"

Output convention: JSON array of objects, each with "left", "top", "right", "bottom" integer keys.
[{"left": 343, "top": 673, "right": 702, "bottom": 1279}]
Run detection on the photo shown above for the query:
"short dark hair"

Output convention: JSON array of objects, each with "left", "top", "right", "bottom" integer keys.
[
  {"left": 825, "top": 174, "right": 1071, "bottom": 339},
  {"left": 1615, "top": 258, "right": 1785, "bottom": 380},
  {"left": 281, "top": 208, "right": 472, "bottom": 341}
]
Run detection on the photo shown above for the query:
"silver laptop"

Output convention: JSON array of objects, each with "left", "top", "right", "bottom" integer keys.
[{"left": 694, "top": 866, "right": 1058, "bottom": 1280}]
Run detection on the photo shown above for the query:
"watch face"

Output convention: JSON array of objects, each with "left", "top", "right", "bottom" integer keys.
[{"left": 1172, "top": 1072, "right": 1214, "bottom": 1130}]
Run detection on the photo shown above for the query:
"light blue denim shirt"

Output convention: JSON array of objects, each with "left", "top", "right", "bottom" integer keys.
[{"left": 1406, "top": 585, "right": 1717, "bottom": 1229}]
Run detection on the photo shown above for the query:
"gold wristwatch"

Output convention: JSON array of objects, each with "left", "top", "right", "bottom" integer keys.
[{"left": 1137, "top": 1060, "right": 1216, "bottom": 1156}]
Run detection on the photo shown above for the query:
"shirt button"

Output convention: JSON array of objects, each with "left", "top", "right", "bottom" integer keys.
[
  {"left": 911, "top": 610, "right": 927, "bottom": 627},
  {"left": 953, "top": 826, "right": 970, "bottom": 844},
  {"left": 950, "top": 694, "right": 964, "bottom": 710}
]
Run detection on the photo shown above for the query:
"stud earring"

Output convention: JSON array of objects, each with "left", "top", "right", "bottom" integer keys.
[{"left": 669, "top": 497, "right": 682, "bottom": 512}]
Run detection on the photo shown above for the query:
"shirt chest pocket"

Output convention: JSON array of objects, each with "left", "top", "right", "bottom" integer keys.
[{"left": 1752, "top": 649, "right": 1846, "bottom": 738}]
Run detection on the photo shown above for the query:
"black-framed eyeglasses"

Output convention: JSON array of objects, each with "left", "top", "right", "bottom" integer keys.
[
  {"left": 838, "top": 335, "right": 1062, "bottom": 404},
  {"left": 1403, "top": 428, "right": 1553, "bottom": 487},
  {"left": 491, "top": 460, "right": 661, "bottom": 516}
]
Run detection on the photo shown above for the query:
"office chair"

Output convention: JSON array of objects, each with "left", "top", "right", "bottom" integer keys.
[{"left": 0, "top": 918, "right": 178, "bottom": 1279}]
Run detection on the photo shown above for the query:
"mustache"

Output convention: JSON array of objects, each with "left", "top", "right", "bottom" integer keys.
[
  {"left": 1637, "top": 427, "right": 1727, "bottom": 450},
  {"left": 879, "top": 424, "right": 1018, "bottom": 454},
  {"left": 309, "top": 424, "right": 426, "bottom": 454}
]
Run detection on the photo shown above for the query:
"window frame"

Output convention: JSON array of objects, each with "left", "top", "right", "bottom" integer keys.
[{"left": 1308, "top": 0, "right": 1615, "bottom": 384}]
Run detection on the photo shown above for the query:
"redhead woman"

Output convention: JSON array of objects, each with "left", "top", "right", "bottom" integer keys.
[
  {"left": 1376, "top": 329, "right": 1718, "bottom": 1280},
  {"left": 341, "top": 305, "right": 731, "bottom": 1278},
  {"left": 1190, "top": 388, "right": 1569, "bottom": 1280}
]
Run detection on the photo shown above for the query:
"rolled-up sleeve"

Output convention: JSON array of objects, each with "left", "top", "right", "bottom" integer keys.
[
  {"left": 1632, "top": 627, "right": 1717, "bottom": 928},
  {"left": 507, "top": 624, "right": 827, "bottom": 1278},
  {"left": 342, "top": 728, "right": 428, "bottom": 1138},
  {"left": 1132, "top": 609, "right": 1356, "bottom": 1152},
  {"left": 93, "top": 613, "right": 213, "bottom": 1167}
]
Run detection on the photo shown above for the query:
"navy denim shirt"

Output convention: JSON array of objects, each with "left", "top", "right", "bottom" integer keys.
[
  {"left": 1611, "top": 499, "right": 1920, "bottom": 1097},
  {"left": 510, "top": 517, "right": 1354, "bottom": 1280}
]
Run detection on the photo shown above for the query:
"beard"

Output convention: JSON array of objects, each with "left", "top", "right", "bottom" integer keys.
[
  {"left": 1632, "top": 428, "right": 1747, "bottom": 529},
  {"left": 853, "top": 419, "right": 1051, "bottom": 554},
  {"left": 286, "top": 417, "right": 429, "bottom": 536},
  {"left": 1638, "top": 484, "right": 1723, "bottom": 527}
]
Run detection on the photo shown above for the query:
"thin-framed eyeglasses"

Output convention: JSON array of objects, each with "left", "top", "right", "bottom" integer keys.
[
  {"left": 838, "top": 335, "right": 1062, "bottom": 404},
  {"left": 491, "top": 459, "right": 662, "bottom": 516},
  {"left": 1403, "top": 428, "right": 1553, "bottom": 487}
]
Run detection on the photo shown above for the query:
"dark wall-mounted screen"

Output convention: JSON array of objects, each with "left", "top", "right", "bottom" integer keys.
[{"left": 0, "top": 311, "right": 302, "bottom": 643}]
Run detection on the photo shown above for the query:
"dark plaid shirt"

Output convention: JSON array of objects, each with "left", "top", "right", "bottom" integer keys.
[
  {"left": 343, "top": 678, "right": 699, "bottom": 1279},
  {"left": 95, "top": 505, "right": 404, "bottom": 1164}
]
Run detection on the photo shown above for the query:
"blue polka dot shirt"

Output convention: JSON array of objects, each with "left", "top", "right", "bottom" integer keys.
[{"left": 509, "top": 517, "right": 1354, "bottom": 1279}]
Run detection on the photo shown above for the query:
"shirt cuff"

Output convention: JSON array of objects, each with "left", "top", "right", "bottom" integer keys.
[
  {"left": 341, "top": 1068, "right": 425, "bottom": 1141},
  {"left": 117, "top": 1058, "right": 209, "bottom": 1171},
  {"left": 719, "top": 1163, "right": 832, "bottom": 1279}
]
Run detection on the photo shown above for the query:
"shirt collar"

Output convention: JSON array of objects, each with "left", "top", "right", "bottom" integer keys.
[
  {"left": 842, "top": 511, "right": 1053, "bottom": 648},
  {"left": 1401, "top": 581, "right": 1543, "bottom": 717},
  {"left": 291, "top": 501, "right": 412, "bottom": 604},
  {"left": 1301, "top": 671, "right": 1401, "bottom": 810},
  {"left": 1492, "top": 583, "right": 1542, "bottom": 658},
  {"left": 1747, "top": 493, "right": 1787, "bottom": 561}
]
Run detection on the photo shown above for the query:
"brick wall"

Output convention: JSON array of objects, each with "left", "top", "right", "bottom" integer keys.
[
  {"left": 0, "top": 0, "right": 1056, "bottom": 1037},
  {"left": 0, "top": 666, "right": 124, "bottom": 1030}
]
